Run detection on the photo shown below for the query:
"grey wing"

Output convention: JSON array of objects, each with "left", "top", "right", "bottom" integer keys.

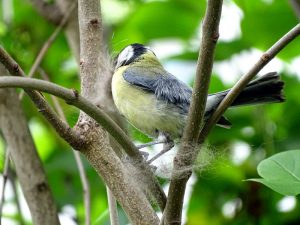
[
  {"left": 123, "top": 67, "right": 231, "bottom": 128},
  {"left": 123, "top": 67, "right": 192, "bottom": 112}
]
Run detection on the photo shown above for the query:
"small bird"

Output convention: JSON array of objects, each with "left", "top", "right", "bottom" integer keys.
[{"left": 112, "top": 43, "right": 285, "bottom": 148}]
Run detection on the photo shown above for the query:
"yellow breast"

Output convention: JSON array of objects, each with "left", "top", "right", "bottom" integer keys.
[{"left": 112, "top": 66, "right": 186, "bottom": 138}]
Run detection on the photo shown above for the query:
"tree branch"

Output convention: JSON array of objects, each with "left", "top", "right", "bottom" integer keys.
[
  {"left": 77, "top": 0, "right": 166, "bottom": 216},
  {"left": 78, "top": 0, "right": 105, "bottom": 104},
  {"left": 163, "top": 1, "right": 223, "bottom": 224},
  {"left": 0, "top": 75, "right": 135, "bottom": 153},
  {"left": 199, "top": 23, "right": 300, "bottom": 141},
  {"left": 0, "top": 47, "right": 83, "bottom": 149}
]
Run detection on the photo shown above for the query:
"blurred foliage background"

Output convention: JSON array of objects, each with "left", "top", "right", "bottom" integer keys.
[{"left": 1, "top": 0, "right": 300, "bottom": 224}]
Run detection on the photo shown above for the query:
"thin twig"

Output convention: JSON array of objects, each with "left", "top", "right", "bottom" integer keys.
[
  {"left": 199, "top": 23, "right": 300, "bottom": 141},
  {"left": 106, "top": 187, "right": 120, "bottom": 225},
  {"left": 19, "top": 2, "right": 76, "bottom": 100},
  {"left": 163, "top": 1, "right": 223, "bottom": 224},
  {"left": 39, "top": 69, "right": 91, "bottom": 225},
  {"left": 0, "top": 148, "right": 10, "bottom": 225}
]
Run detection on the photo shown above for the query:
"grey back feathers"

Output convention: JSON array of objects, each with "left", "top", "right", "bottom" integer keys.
[{"left": 123, "top": 68, "right": 192, "bottom": 113}]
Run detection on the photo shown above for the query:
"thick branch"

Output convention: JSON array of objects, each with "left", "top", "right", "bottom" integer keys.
[
  {"left": 81, "top": 127, "right": 159, "bottom": 225},
  {"left": 199, "top": 23, "right": 300, "bottom": 141},
  {"left": 78, "top": 0, "right": 105, "bottom": 103},
  {"left": 77, "top": 0, "right": 166, "bottom": 218},
  {"left": 163, "top": 1, "right": 223, "bottom": 224}
]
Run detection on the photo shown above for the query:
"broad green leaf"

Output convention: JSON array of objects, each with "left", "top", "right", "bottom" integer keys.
[{"left": 249, "top": 150, "right": 300, "bottom": 195}]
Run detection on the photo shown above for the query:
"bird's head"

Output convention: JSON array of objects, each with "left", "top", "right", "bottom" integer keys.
[{"left": 114, "top": 43, "right": 159, "bottom": 70}]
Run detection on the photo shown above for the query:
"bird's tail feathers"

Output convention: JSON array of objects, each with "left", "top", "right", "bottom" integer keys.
[
  {"left": 218, "top": 72, "right": 285, "bottom": 107},
  {"left": 212, "top": 72, "right": 284, "bottom": 128}
]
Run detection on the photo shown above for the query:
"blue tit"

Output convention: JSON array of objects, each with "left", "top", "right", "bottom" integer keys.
[{"left": 112, "top": 43, "right": 284, "bottom": 144}]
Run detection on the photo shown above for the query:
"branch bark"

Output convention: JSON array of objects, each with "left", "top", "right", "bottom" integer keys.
[
  {"left": 163, "top": 1, "right": 223, "bottom": 224},
  {"left": 77, "top": 0, "right": 166, "bottom": 217},
  {"left": 78, "top": 0, "right": 106, "bottom": 105},
  {"left": 199, "top": 23, "right": 300, "bottom": 141},
  {"left": 0, "top": 64, "right": 60, "bottom": 225}
]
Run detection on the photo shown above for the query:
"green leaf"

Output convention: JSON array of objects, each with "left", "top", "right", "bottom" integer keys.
[{"left": 249, "top": 150, "right": 300, "bottom": 195}]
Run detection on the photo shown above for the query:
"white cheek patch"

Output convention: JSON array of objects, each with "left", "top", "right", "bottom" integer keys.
[{"left": 117, "top": 45, "right": 134, "bottom": 66}]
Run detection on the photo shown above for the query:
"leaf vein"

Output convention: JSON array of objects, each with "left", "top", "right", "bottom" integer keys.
[{"left": 271, "top": 159, "right": 300, "bottom": 182}]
